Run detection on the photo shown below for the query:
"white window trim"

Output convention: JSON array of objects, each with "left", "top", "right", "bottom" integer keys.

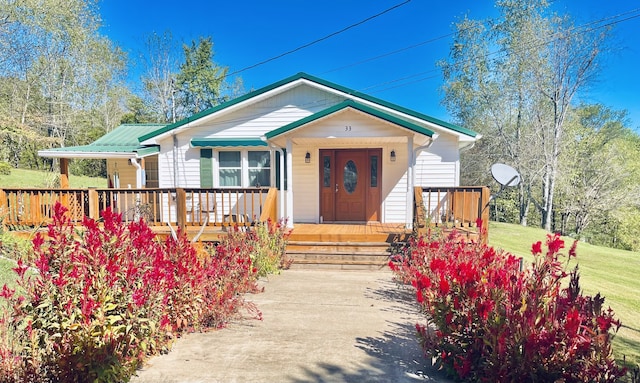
[{"left": 214, "top": 149, "right": 273, "bottom": 188}]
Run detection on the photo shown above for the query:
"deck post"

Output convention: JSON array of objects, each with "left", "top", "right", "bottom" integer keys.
[
  {"left": 413, "top": 186, "right": 426, "bottom": 234},
  {"left": 176, "top": 188, "right": 187, "bottom": 232},
  {"left": 0, "top": 189, "right": 6, "bottom": 230},
  {"left": 59, "top": 158, "right": 70, "bottom": 189},
  {"left": 480, "top": 186, "right": 490, "bottom": 243},
  {"left": 88, "top": 188, "right": 99, "bottom": 220}
]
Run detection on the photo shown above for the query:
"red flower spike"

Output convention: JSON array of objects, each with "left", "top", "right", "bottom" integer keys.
[
  {"left": 12, "top": 259, "right": 28, "bottom": 279},
  {"left": 569, "top": 240, "right": 578, "bottom": 258},
  {"left": 532, "top": 241, "right": 542, "bottom": 255},
  {"left": 0, "top": 284, "right": 15, "bottom": 299},
  {"left": 439, "top": 276, "right": 450, "bottom": 295},
  {"left": 546, "top": 233, "right": 565, "bottom": 255}
]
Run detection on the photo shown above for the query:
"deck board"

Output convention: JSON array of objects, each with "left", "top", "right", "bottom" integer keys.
[{"left": 288, "top": 223, "right": 409, "bottom": 244}]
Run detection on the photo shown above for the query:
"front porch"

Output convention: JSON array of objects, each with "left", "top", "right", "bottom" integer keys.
[{"left": 0, "top": 186, "right": 489, "bottom": 267}]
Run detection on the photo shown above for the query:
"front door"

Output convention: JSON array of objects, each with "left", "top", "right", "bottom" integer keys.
[{"left": 320, "top": 149, "right": 381, "bottom": 222}]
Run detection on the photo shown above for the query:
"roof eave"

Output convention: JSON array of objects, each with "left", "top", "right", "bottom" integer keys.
[
  {"left": 138, "top": 72, "right": 479, "bottom": 143},
  {"left": 37, "top": 150, "right": 136, "bottom": 159}
]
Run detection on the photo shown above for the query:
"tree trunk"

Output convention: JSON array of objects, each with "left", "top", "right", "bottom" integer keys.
[{"left": 519, "top": 183, "right": 530, "bottom": 226}]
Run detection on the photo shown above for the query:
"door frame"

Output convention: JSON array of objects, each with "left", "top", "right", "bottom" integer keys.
[{"left": 319, "top": 148, "right": 382, "bottom": 223}]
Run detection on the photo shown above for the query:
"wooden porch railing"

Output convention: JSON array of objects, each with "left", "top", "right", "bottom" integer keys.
[
  {"left": 414, "top": 186, "right": 490, "bottom": 242},
  {"left": 0, "top": 187, "right": 278, "bottom": 231}
]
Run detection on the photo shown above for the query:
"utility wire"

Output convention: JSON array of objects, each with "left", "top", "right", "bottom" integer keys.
[
  {"left": 362, "top": 7, "right": 640, "bottom": 96},
  {"left": 226, "top": 0, "right": 411, "bottom": 77}
]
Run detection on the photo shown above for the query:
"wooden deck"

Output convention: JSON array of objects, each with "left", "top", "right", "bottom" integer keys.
[
  {"left": 289, "top": 223, "right": 409, "bottom": 243},
  {"left": 150, "top": 222, "right": 410, "bottom": 243}
]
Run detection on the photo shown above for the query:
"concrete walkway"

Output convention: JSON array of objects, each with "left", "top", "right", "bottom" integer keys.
[{"left": 130, "top": 269, "right": 452, "bottom": 383}]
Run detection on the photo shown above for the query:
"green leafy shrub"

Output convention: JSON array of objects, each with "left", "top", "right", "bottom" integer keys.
[
  {"left": 0, "top": 162, "right": 11, "bottom": 176},
  {"left": 390, "top": 226, "right": 626, "bottom": 382},
  {"left": 217, "top": 220, "right": 291, "bottom": 278},
  {"left": 0, "top": 202, "right": 262, "bottom": 382},
  {"left": 0, "top": 232, "right": 32, "bottom": 262},
  {"left": 250, "top": 219, "right": 291, "bottom": 277}
]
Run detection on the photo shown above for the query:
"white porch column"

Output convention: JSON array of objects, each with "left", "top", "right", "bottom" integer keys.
[
  {"left": 285, "top": 138, "right": 294, "bottom": 228},
  {"left": 406, "top": 136, "right": 414, "bottom": 229}
]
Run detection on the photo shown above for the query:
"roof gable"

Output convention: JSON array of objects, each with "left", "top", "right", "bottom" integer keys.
[
  {"left": 138, "top": 72, "right": 478, "bottom": 143},
  {"left": 264, "top": 100, "right": 434, "bottom": 139}
]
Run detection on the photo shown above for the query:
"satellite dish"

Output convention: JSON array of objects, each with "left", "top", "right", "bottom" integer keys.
[{"left": 491, "top": 163, "right": 521, "bottom": 187}]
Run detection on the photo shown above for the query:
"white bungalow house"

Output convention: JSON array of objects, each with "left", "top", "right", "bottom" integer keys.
[{"left": 39, "top": 72, "right": 481, "bottom": 229}]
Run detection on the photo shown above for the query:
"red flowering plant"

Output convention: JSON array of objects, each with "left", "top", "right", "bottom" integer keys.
[
  {"left": 389, "top": 228, "right": 626, "bottom": 382},
  {"left": 193, "top": 227, "right": 263, "bottom": 329},
  {"left": 0, "top": 202, "right": 265, "bottom": 383}
]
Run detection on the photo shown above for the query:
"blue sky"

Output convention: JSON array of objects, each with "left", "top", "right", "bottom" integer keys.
[{"left": 99, "top": 1, "right": 640, "bottom": 130}]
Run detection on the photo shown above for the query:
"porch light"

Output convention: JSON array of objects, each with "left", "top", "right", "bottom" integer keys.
[
  {"left": 305, "top": 151, "right": 311, "bottom": 163},
  {"left": 390, "top": 150, "right": 396, "bottom": 162}
]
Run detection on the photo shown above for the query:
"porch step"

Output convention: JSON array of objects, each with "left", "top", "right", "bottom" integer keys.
[{"left": 286, "top": 241, "right": 393, "bottom": 270}]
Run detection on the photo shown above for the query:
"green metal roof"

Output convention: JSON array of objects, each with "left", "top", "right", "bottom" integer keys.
[
  {"left": 40, "top": 124, "right": 164, "bottom": 157},
  {"left": 93, "top": 123, "right": 165, "bottom": 147},
  {"left": 264, "top": 100, "right": 434, "bottom": 139},
  {"left": 191, "top": 138, "right": 268, "bottom": 147},
  {"left": 138, "top": 72, "right": 478, "bottom": 142}
]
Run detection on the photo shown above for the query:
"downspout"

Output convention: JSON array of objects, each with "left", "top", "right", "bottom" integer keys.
[
  {"left": 273, "top": 145, "right": 285, "bottom": 225},
  {"left": 261, "top": 135, "right": 286, "bottom": 225},
  {"left": 456, "top": 142, "right": 476, "bottom": 186},
  {"left": 130, "top": 158, "right": 143, "bottom": 188},
  {"left": 408, "top": 137, "right": 436, "bottom": 230},
  {"left": 172, "top": 134, "right": 179, "bottom": 187}
]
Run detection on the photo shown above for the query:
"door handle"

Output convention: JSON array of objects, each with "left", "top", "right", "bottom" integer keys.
[{"left": 335, "top": 183, "right": 338, "bottom": 193}]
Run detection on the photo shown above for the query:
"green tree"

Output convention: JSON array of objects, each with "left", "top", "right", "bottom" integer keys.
[
  {"left": 121, "top": 95, "right": 155, "bottom": 124},
  {"left": 441, "top": 0, "right": 608, "bottom": 231},
  {"left": 0, "top": 0, "right": 127, "bottom": 173},
  {"left": 175, "top": 37, "right": 228, "bottom": 117},
  {"left": 556, "top": 104, "right": 640, "bottom": 247}
]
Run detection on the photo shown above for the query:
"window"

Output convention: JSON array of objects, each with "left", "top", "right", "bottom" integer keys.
[
  {"left": 145, "top": 156, "right": 159, "bottom": 188},
  {"left": 219, "top": 151, "right": 241, "bottom": 187},
  {"left": 217, "top": 150, "right": 271, "bottom": 187},
  {"left": 248, "top": 151, "right": 271, "bottom": 187}
]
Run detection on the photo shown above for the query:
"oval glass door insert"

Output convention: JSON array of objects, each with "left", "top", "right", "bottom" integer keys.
[{"left": 343, "top": 160, "right": 358, "bottom": 193}]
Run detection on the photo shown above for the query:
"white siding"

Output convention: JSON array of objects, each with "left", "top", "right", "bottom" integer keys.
[
  {"left": 382, "top": 145, "right": 409, "bottom": 223},
  {"left": 156, "top": 136, "right": 200, "bottom": 188},
  {"left": 188, "top": 85, "right": 344, "bottom": 139},
  {"left": 414, "top": 135, "right": 459, "bottom": 187},
  {"left": 290, "top": 109, "right": 407, "bottom": 140},
  {"left": 291, "top": 147, "right": 318, "bottom": 222}
]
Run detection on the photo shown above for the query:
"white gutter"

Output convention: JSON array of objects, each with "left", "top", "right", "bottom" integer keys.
[
  {"left": 37, "top": 150, "right": 136, "bottom": 159},
  {"left": 130, "top": 158, "right": 143, "bottom": 188}
]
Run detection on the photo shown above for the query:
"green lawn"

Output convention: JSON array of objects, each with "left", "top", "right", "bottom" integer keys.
[
  {"left": 0, "top": 257, "right": 17, "bottom": 288},
  {"left": 489, "top": 221, "right": 640, "bottom": 369},
  {"left": 0, "top": 168, "right": 106, "bottom": 188}
]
